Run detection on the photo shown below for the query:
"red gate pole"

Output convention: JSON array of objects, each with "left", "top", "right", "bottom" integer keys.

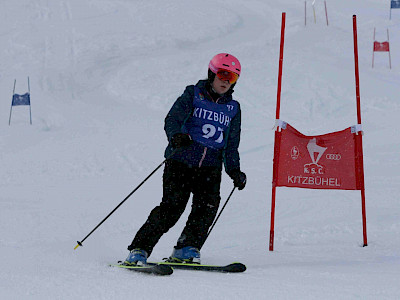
[
  {"left": 270, "top": 12, "right": 286, "bottom": 251},
  {"left": 372, "top": 28, "right": 375, "bottom": 68},
  {"left": 275, "top": 12, "right": 285, "bottom": 120},
  {"left": 325, "top": 1, "right": 329, "bottom": 26},
  {"left": 352, "top": 15, "right": 368, "bottom": 247},
  {"left": 387, "top": 29, "right": 392, "bottom": 69},
  {"left": 305, "top": 1, "right": 307, "bottom": 26}
]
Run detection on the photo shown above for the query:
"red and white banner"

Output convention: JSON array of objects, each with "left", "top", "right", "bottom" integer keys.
[{"left": 273, "top": 122, "right": 364, "bottom": 190}]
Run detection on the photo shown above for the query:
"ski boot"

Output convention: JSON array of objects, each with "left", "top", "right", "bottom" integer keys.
[
  {"left": 124, "top": 249, "right": 148, "bottom": 266},
  {"left": 168, "top": 246, "right": 201, "bottom": 264}
]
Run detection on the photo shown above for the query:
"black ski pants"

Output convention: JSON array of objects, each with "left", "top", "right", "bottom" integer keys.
[{"left": 128, "top": 159, "right": 222, "bottom": 256}]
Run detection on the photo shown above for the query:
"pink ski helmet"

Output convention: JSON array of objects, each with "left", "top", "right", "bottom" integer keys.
[{"left": 208, "top": 53, "right": 241, "bottom": 77}]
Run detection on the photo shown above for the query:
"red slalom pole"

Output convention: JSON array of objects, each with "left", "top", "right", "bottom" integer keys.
[
  {"left": 353, "top": 15, "right": 361, "bottom": 125},
  {"left": 270, "top": 12, "right": 286, "bottom": 252},
  {"left": 275, "top": 12, "right": 286, "bottom": 121},
  {"left": 387, "top": 29, "right": 392, "bottom": 69},
  {"left": 352, "top": 15, "right": 368, "bottom": 247},
  {"left": 325, "top": 1, "right": 329, "bottom": 26},
  {"left": 305, "top": 1, "right": 307, "bottom": 26},
  {"left": 372, "top": 28, "right": 376, "bottom": 68}
]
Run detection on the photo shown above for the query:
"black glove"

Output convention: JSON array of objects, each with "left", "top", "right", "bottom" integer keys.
[
  {"left": 229, "top": 169, "right": 247, "bottom": 190},
  {"left": 171, "top": 133, "right": 192, "bottom": 148}
]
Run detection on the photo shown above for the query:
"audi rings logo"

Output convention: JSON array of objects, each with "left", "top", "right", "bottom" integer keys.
[{"left": 326, "top": 153, "right": 341, "bottom": 161}]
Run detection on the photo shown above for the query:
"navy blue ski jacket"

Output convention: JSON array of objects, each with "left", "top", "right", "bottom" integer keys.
[{"left": 164, "top": 80, "right": 242, "bottom": 175}]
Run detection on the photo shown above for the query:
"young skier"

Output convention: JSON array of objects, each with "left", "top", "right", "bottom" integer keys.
[{"left": 125, "top": 53, "right": 247, "bottom": 265}]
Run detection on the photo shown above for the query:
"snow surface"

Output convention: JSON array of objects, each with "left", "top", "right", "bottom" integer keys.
[{"left": 1, "top": 0, "right": 399, "bottom": 299}]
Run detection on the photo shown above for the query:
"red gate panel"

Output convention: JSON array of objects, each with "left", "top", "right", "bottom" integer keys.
[
  {"left": 274, "top": 123, "right": 363, "bottom": 190},
  {"left": 374, "top": 41, "right": 390, "bottom": 52}
]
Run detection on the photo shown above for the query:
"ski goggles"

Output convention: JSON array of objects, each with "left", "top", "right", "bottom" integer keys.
[{"left": 216, "top": 69, "right": 239, "bottom": 84}]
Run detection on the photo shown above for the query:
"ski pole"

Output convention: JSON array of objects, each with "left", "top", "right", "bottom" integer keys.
[
  {"left": 201, "top": 186, "right": 236, "bottom": 248},
  {"left": 74, "top": 154, "right": 174, "bottom": 250}
]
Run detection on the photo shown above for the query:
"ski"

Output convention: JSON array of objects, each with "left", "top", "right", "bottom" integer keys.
[
  {"left": 110, "top": 263, "right": 173, "bottom": 276},
  {"left": 147, "top": 261, "right": 246, "bottom": 273}
]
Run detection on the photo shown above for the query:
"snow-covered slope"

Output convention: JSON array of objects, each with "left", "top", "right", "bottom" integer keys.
[{"left": 1, "top": 0, "right": 399, "bottom": 299}]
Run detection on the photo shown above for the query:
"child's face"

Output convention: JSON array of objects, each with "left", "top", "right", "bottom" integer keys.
[{"left": 212, "top": 75, "right": 232, "bottom": 95}]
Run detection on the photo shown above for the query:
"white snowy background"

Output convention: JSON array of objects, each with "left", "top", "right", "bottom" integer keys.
[{"left": 1, "top": 0, "right": 399, "bottom": 299}]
